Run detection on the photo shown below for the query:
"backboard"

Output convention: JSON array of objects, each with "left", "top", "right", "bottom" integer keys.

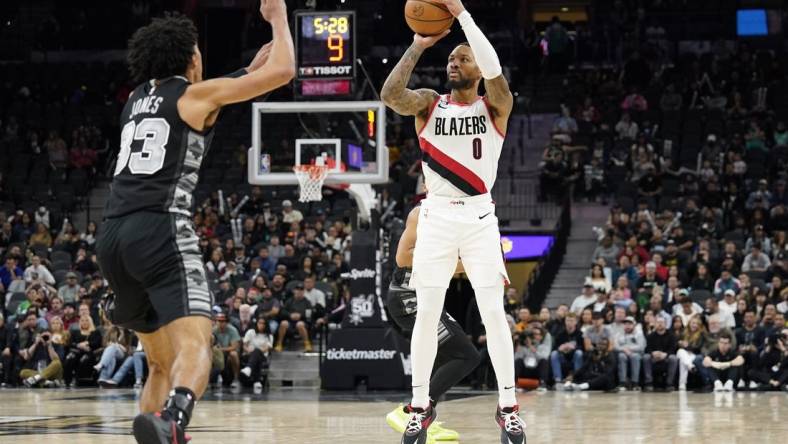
[{"left": 247, "top": 101, "right": 388, "bottom": 186}]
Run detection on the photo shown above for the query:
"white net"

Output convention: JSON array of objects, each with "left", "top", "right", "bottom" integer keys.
[{"left": 293, "top": 165, "right": 329, "bottom": 202}]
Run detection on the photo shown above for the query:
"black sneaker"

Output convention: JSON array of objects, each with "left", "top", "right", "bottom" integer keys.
[
  {"left": 496, "top": 405, "right": 527, "bottom": 444},
  {"left": 132, "top": 411, "right": 190, "bottom": 444},
  {"left": 400, "top": 404, "right": 436, "bottom": 444}
]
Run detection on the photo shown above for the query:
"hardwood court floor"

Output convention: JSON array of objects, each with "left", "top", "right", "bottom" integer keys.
[{"left": 0, "top": 388, "right": 786, "bottom": 443}]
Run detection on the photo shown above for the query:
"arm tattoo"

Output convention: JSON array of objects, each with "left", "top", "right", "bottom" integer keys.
[
  {"left": 484, "top": 75, "right": 513, "bottom": 118},
  {"left": 381, "top": 43, "right": 434, "bottom": 117}
]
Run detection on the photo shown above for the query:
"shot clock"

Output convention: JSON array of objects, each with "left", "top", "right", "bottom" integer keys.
[{"left": 296, "top": 11, "right": 356, "bottom": 82}]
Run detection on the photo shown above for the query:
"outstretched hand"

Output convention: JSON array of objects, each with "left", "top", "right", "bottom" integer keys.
[
  {"left": 260, "top": 0, "right": 287, "bottom": 23},
  {"left": 432, "top": 0, "right": 466, "bottom": 18},
  {"left": 413, "top": 29, "right": 451, "bottom": 50}
]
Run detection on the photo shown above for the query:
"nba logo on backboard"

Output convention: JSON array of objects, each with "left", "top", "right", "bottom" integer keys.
[{"left": 259, "top": 153, "right": 271, "bottom": 174}]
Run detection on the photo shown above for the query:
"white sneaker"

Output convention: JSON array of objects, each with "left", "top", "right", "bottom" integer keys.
[
  {"left": 23, "top": 375, "right": 41, "bottom": 388},
  {"left": 749, "top": 381, "right": 759, "bottom": 390},
  {"left": 723, "top": 380, "right": 734, "bottom": 392},
  {"left": 253, "top": 382, "right": 263, "bottom": 393},
  {"left": 737, "top": 379, "right": 745, "bottom": 389},
  {"left": 563, "top": 381, "right": 574, "bottom": 391},
  {"left": 240, "top": 367, "right": 252, "bottom": 378},
  {"left": 230, "top": 380, "right": 240, "bottom": 390},
  {"left": 678, "top": 384, "right": 687, "bottom": 391},
  {"left": 714, "top": 380, "right": 724, "bottom": 392}
]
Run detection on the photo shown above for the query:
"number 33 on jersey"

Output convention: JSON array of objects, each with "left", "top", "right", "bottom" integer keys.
[
  {"left": 418, "top": 94, "right": 505, "bottom": 198},
  {"left": 106, "top": 76, "right": 215, "bottom": 218}
]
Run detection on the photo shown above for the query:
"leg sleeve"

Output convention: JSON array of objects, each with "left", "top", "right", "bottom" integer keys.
[{"left": 474, "top": 286, "right": 516, "bottom": 407}]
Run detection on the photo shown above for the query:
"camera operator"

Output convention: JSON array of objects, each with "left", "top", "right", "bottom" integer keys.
[
  {"left": 20, "top": 318, "right": 65, "bottom": 388},
  {"left": 514, "top": 326, "right": 551, "bottom": 390},
  {"left": 567, "top": 337, "right": 617, "bottom": 391},
  {"left": 747, "top": 330, "right": 788, "bottom": 392}
]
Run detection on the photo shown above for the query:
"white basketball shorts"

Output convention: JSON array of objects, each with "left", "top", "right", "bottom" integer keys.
[{"left": 410, "top": 193, "right": 510, "bottom": 289}]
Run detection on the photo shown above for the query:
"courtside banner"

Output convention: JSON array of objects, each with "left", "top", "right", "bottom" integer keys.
[
  {"left": 321, "top": 328, "right": 409, "bottom": 390},
  {"left": 341, "top": 229, "right": 384, "bottom": 328}
]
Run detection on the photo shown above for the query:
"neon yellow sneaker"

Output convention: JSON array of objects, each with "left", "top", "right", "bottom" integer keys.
[
  {"left": 429, "top": 421, "right": 460, "bottom": 441},
  {"left": 385, "top": 404, "right": 408, "bottom": 434},
  {"left": 386, "top": 404, "right": 460, "bottom": 442}
]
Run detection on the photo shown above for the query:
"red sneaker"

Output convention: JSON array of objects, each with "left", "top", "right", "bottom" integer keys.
[
  {"left": 496, "top": 404, "right": 527, "bottom": 444},
  {"left": 400, "top": 403, "right": 437, "bottom": 444}
]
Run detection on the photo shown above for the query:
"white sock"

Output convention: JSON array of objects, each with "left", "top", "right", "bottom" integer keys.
[
  {"left": 410, "top": 286, "right": 447, "bottom": 409},
  {"left": 474, "top": 285, "right": 517, "bottom": 408}
]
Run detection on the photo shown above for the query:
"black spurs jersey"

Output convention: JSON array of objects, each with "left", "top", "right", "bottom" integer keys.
[{"left": 104, "top": 76, "right": 212, "bottom": 219}]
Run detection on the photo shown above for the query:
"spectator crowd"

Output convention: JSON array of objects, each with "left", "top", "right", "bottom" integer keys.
[
  {"left": 532, "top": 27, "right": 788, "bottom": 392},
  {"left": 1, "top": 189, "right": 360, "bottom": 393}
]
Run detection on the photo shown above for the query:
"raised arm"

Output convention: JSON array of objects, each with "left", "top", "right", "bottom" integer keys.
[
  {"left": 439, "top": 0, "right": 512, "bottom": 132},
  {"left": 381, "top": 31, "right": 449, "bottom": 123},
  {"left": 222, "top": 41, "right": 274, "bottom": 79},
  {"left": 246, "top": 41, "right": 274, "bottom": 73},
  {"left": 179, "top": 0, "right": 294, "bottom": 130}
]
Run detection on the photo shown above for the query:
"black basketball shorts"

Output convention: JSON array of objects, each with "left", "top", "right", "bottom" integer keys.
[
  {"left": 96, "top": 211, "right": 213, "bottom": 333},
  {"left": 385, "top": 287, "right": 465, "bottom": 347}
]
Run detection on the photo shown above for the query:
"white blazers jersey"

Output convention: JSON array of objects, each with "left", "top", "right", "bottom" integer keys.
[{"left": 418, "top": 94, "right": 506, "bottom": 197}]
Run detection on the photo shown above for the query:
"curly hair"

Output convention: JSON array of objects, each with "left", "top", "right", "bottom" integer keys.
[{"left": 127, "top": 12, "right": 198, "bottom": 82}]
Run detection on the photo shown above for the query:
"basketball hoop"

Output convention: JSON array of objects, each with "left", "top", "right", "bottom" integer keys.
[{"left": 293, "top": 164, "right": 329, "bottom": 202}]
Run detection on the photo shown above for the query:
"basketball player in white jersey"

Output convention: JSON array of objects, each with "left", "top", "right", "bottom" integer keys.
[{"left": 381, "top": 1, "right": 525, "bottom": 443}]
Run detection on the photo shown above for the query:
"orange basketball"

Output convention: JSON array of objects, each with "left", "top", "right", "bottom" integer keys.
[
  {"left": 517, "top": 378, "right": 540, "bottom": 390},
  {"left": 404, "top": 0, "right": 454, "bottom": 36}
]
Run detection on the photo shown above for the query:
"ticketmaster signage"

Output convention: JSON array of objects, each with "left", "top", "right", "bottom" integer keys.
[
  {"left": 321, "top": 328, "right": 409, "bottom": 390},
  {"left": 326, "top": 348, "right": 398, "bottom": 360}
]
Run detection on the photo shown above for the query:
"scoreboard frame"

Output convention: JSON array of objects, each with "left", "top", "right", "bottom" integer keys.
[{"left": 295, "top": 10, "right": 357, "bottom": 81}]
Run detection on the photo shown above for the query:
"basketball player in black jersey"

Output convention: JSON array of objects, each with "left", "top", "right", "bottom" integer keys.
[
  {"left": 94, "top": 2, "right": 294, "bottom": 443},
  {"left": 385, "top": 206, "right": 480, "bottom": 443}
]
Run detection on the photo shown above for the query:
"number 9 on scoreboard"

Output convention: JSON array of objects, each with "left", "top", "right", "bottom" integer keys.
[{"left": 296, "top": 11, "right": 356, "bottom": 80}]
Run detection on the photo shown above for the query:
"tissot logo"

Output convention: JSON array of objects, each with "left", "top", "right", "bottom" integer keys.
[
  {"left": 342, "top": 268, "right": 376, "bottom": 280},
  {"left": 326, "top": 348, "right": 398, "bottom": 360},
  {"left": 299, "top": 65, "right": 352, "bottom": 76}
]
